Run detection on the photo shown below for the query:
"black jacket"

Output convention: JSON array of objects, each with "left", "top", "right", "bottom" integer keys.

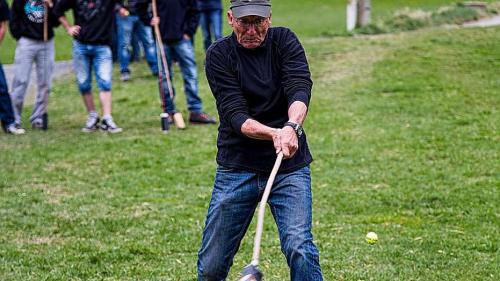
[
  {"left": 53, "top": 0, "right": 122, "bottom": 45},
  {"left": 10, "top": 0, "right": 60, "bottom": 41},
  {"left": 205, "top": 27, "right": 313, "bottom": 173},
  {"left": 154, "top": 0, "right": 199, "bottom": 43}
]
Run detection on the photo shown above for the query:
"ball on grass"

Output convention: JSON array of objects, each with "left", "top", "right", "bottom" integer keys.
[{"left": 366, "top": 232, "right": 378, "bottom": 244}]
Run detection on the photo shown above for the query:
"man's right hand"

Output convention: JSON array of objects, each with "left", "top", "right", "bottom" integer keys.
[
  {"left": 272, "top": 128, "right": 299, "bottom": 159},
  {"left": 150, "top": 16, "right": 160, "bottom": 26},
  {"left": 66, "top": 25, "right": 81, "bottom": 37}
]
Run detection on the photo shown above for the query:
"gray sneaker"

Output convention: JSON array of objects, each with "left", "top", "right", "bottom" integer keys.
[
  {"left": 120, "top": 71, "right": 130, "bottom": 82},
  {"left": 82, "top": 115, "right": 100, "bottom": 133},
  {"left": 6, "top": 124, "right": 25, "bottom": 135},
  {"left": 101, "top": 118, "right": 123, "bottom": 133}
]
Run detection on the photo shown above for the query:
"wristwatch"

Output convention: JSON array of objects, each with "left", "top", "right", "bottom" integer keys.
[{"left": 284, "top": 121, "right": 304, "bottom": 138}]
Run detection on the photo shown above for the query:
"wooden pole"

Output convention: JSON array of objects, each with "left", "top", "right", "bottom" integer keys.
[{"left": 151, "top": 0, "right": 186, "bottom": 129}]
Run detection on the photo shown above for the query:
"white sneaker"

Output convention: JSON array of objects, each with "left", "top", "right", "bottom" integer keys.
[
  {"left": 6, "top": 124, "right": 25, "bottom": 135},
  {"left": 101, "top": 118, "right": 123, "bottom": 133},
  {"left": 82, "top": 115, "right": 100, "bottom": 133}
]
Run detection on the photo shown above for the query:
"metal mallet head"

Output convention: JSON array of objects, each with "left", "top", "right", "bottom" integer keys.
[{"left": 239, "top": 264, "right": 263, "bottom": 281}]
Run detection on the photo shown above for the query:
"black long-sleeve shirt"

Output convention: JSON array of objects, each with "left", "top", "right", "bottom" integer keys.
[
  {"left": 153, "top": 0, "right": 199, "bottom": 43},
  {"left": 53, "top": 0, "right": 122, "bottom": 45},
  {"left": 0, "top": 0, "right": 8, "bottom": 22},
  {"left": 9, "top": 0, "right": 60, "bottom": 41},
  {"left": 205, "top": 27, "right": 313, "bottom": 173}
]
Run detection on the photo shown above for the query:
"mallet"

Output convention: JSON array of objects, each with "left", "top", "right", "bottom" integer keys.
[{"left": 240, "top": 152, "right": 284, "bottom": 281}]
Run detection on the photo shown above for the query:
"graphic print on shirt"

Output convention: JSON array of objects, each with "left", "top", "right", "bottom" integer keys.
[
  {"left": 24, "top": 0, "right": 45, "bottom": 23},
  {"left": 78, "top": 0, "right": 103, "bottom": 21}
]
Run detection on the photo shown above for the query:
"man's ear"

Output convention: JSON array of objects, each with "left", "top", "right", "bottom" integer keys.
[
  {"left": 268, "top": 13, "right": 272, "bottom": 25},
  {"left": 227, "top": 10, "right": 234, "bottom": 26}
]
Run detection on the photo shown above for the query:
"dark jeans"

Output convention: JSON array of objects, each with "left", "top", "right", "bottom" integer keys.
[
  {"left": 0, "top": 62, "right": 15, "bottom": 130},
  {"left": 199, "top": 9, "right": 223, "bottom": 51},
  {"left": 160, "top": 38, "right": 203, "bottom": 113},
  {"left": 197, "top": 165, "right": 323, "bottom": 281}
]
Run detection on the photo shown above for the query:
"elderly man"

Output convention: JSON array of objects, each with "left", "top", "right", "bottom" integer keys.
[{"left": 197, "top": 1, "right": 323, "bottom": 280}]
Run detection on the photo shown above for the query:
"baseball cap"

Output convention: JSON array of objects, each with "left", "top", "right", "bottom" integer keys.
[{"left": 230, "top": 0, "right": 271, "bottom": 18}]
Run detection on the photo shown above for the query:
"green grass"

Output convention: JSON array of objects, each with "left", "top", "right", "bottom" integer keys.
[{"left": 1, "top": 3, "right": 499, "bottom": 281}]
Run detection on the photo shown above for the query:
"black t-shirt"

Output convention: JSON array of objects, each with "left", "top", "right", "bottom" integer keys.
[
  {"left": 205, "top": 27, "right": 313, "bottom": 173},
  {"left": 0, "top": 0, "right": 9, "bottom": 22},
  {"left": 54, "top": 0, "right": 122, "bottom": 45},
  {"left": 10, "top": 0, "right": 60, "bottom": 41}
]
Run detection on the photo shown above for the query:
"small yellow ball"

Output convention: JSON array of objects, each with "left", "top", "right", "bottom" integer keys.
[{"left": 366, "top": 232, "right": 378, "bottom": 244}]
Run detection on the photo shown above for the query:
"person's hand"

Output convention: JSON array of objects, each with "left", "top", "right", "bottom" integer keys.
[
  {"left": 279, "top": 126, "right": 299, "bottom": 159},
  {"left": 118, "top": 7, "right": 129, "bottom": 17},
  {"left": 150, "top": 16, "right": 160, "bottom": 26},
  {"left": 183, "top": 34, "right": 191, "bottom": 40},
  {"left": 44, "top": 0, "right": 53, "bottom": 8},
  {"left": 66, "top": 25, "right": 81, "bottom": 37}
]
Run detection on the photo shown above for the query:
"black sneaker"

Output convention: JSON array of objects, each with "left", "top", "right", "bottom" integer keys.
[
  {"left": 101, "top": 118, "right": 123, "bottom": 133},
  {"left": 189, "top": 112, "right": 217, "bottom": 124},
  {"left": 31, "top": 113, "right": 48, "bottom": 130},
  {"left": 82, "top": 115, "right": 100, "bottom": 133}
]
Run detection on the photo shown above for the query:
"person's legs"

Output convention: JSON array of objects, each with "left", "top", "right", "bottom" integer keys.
[
  {"left": 136, "top": 21, "right": 158, "bottom": 75},
  {"left": 160, "top": 44, "right": 176, "bottom": 114},
  {"left": 210, "top": 9, "right": 223, "bottom": 42},
  {"left": 31, "top": 38, "right": 55, "bottom": 126},
  {"left": 10, "top": 37, "right": 37, "bottom": 126},
  {"left": 73, "top": 40, "right": 100, "bottom": 132},
  {"left": 171, "top": 39, "right": 203, "bottom": 113},
  {"left": 0, "top": 62, "right": 18, "bottom": 132},
  {"left": 199, "top": 11, "right": 212, "bottom": 52},
  {"left": 116, "top": 14, "right": 134, "bottom": 77},
  {"left": 197, "top": 167, "right": 261, "bottom": 280},
  {"left": 268, "top": 166, "right": 323, "bottom": 281},
  {"left": 93, "top": 44, "right": 122, "bottom": 133}
]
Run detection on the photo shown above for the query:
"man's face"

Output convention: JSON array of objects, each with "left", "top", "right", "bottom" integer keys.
[{"left": 228, "top": 10, "right": 271, "bottom": 49}]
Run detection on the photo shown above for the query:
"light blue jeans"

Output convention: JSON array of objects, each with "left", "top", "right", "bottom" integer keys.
[
  {"left": 116, "top": 14, "right": 158, "bottom": 75},
  {"left": 160, "top": 38, "right": 203, "bottom": 113},
  {"left": 72, "top": 40, "right": 113, "bottom": 93},
  {"left": 197, "top": 165, "right": 323, "bottom": 281}
]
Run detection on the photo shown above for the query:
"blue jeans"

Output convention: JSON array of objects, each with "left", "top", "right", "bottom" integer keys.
[
  {"left": 72, "top": 40, "right": 113, "bottom": 93},
  {"left": 199, "top": 9, "right": 223, "bottom": 51},
  {"left": 0, "top": 62, "right": 15, "bottom": 129},
  {"left": 197, "top": 165, "right": 323, "bottom": 281},
  {"left": 160, "top": 38, "right": 203, "bottom": 113},
  {"left": 116, "top": 14, "right": 158, "bottom": 75}
]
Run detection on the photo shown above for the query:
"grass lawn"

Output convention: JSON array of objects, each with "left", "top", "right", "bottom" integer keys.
[{"left": 1, "top": 2, "right": 499, "bottom": 281}]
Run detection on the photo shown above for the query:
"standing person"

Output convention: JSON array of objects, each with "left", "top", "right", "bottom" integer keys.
[
  {"left": 197, "top": 0, "right": 223, "bottom": 51},
  {"left": 152, "top": 0, "right": 217, "bottom": 124},
  {"left": 53, "top": 0, "right": 124, "bottom": 133},
  {"left": 116, "top": 0, "right": 158, "bottom": 82},
  {"left": 9, "top": 0, "right": 59, "bottom": 130},
  {"left": 0, "top": 0, "right": 25, "bottom": 134},
  {"left": 197, "top": 0, "right": 323, "bottom": 280}
]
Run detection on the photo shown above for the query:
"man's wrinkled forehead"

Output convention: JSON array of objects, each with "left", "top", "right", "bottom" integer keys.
[{"left": 230, "top": 0, "right": 271, "bottom": 18}]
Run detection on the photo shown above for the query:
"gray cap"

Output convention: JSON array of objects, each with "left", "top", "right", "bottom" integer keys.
[{"left": 230, "top": 0, "right": 271, "bottom": 18}]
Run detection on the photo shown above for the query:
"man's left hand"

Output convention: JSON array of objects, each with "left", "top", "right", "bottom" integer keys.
[{"left": 279, "top": 126, "right": 299, "bottom": 159}]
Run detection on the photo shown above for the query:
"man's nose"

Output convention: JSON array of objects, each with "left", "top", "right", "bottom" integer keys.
[{"left": 246, "top": 25, "right": 257, "bottom": 35}]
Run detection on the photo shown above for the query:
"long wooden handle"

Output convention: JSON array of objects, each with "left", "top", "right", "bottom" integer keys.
[
  {"left": 251, "top": 152, "right": 284, "bottom": 265},
  {"left": 43, "top": 2, "right": 48, "bottom": 42},
  {"left": 151, "top": 0, "right": 174, "bottom": 99}
]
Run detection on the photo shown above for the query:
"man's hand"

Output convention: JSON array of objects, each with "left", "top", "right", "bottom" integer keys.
[
  {"left": 44, "top": 0, "right": 53, "bottom": 8},
  {"left": 183, "top": 34, "right": 191, "bottom": 41},
  {"left": 66, "top": 25, "right": 81, "bottom": 37},
  {"left": 150, "top": 16, "right": 160, "bottom": 26},
  {"left": 118, "top": 7, "right": 129, "bottom": 17},
  {"left": 272, "top": 127, "right": 299, "bottom": 159}
]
